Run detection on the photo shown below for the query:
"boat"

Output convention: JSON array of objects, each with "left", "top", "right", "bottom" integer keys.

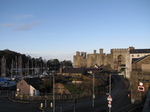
[{"left": 0, "top": 78, "right": 17, "bottom": 88}]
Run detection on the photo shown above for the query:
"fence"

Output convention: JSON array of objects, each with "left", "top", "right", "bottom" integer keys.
[
  {"left": 15, "top": 86, "right": 107, "bottom": 101},
  {"left": 0, "top": 86, "right": 109, "bottom": 101},
  {"left": 15, "top": 93, "right": 93, "bottom": 101}
]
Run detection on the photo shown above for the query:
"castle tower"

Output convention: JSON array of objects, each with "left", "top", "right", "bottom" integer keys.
[
  {"left": 94, "top": 50, "right": 96, "bottom": 54},
  {"left": 110, "top": 48, "right": 128, "bottom": 70},
  {"left": 74, "top": 51, "right": 87, "bottom": 68},
  {"left": 100, "top": 49, "right": 103, "bottom": 54}
]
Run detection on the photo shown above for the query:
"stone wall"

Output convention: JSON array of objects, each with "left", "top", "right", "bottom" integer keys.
[
  {"left": 130, "top": 71, "right": 150, "bottom": 103},
  {"left": 130, "top": 56, "right": 150, "bottom": 103},
  {"left": 74, "top": 48, "right": 128, "bottom": 70}
]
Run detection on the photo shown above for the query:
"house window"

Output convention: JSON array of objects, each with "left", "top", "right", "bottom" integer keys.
[
  {"left": 137, "top": 55, "right": 139, "bottom": 57},
  {"left": 132, "top": 55, "right": 134, "bottom": 57},
  {"left": 20, "top": 83, "right": 23, "bottom": 86}
]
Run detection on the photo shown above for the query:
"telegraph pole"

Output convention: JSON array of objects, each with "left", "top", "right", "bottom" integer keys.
[
  {"left": 92, "top": 72, "right": 95, "bottom": 107},
  {"left": 88, "top": 71, "right": 95, "bottom": 107},
  {"left": 53, "top": 71, "right": 55, "bottom": 112},
  {"left": 108, "top": 74, "right": 112, "bottom": 112}
]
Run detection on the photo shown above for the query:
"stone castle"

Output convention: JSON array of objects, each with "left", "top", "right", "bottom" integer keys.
[{"left": 73, "top": 47, "right": 133, "bottom": 70}]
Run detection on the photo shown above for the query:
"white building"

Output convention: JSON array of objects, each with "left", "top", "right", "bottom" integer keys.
[{"left": 126, "top": 48, "right": 150, "bottom": 78}]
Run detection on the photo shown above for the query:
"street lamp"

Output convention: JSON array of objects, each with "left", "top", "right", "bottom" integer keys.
[
  {"left": 88, "top": 71, "right": 95, "bottom": 107},
  {"left": 139, "top": 82, "right": 143, "bottom": 86},
  {"left": 109, "top": 74, "right": 111, "bottom": 112}
]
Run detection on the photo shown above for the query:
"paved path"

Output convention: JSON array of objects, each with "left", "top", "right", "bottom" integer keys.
[{"left": 142, "top": 89, "right": 150, "bottom": 112}]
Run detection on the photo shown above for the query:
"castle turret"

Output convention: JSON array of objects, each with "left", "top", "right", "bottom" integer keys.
[
  {"left": 129, "top": 46, "right": 135, "bottom": 50},
  {"left": 94, "top": 50, "right": 96, "bottom": 54},
  {"left": 76, "top": 51, "right": 80, "bottom": 56},
  {"left": 100, "top": 49, "right": 103, "bottom": 54}
]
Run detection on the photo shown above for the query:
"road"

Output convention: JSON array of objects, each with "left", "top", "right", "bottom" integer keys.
[
  {"left": 0, "top": 75, "right": 131, "bottom": 112},
  {"left": 0, "top": 97, "right": 41, "bottom": 112}
]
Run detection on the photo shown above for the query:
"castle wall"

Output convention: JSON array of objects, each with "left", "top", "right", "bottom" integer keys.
[
  {"left": 110, "top": 48, "right": 128, "bottom": 70},
  {"left": 73, "top": 48, "right": 128, "bottom": 70},
  {"left": 74, "top": 51, "right": 87, "bottom": 68}
]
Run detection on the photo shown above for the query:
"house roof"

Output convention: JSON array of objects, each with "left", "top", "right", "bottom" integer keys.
[
  {"left": 62, "top": 68, "right": 85, "bottom": 74},
  {"left": 24, "top": 77, "right": 42, "bottom": 90},
  {"left": 130, "top": 49, "right": 150, "bottom": 54},
  {"left": 132, "top": 55, "right": 150, "bottom": 63},
  {"left": 62, "top": 68, "right": 102, "bottom": 74},
  {"left": 85, "top": 68, "right": 102, "bottom": 71}
]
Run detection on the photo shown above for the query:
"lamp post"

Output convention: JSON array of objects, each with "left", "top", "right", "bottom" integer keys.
[
  {"left": 52, "top": 70, "right": 55, "bottom": 112},
  {"left": 106, "top": 74, "right": 112, "bottom": 112},
  {"left": 109, "top": 74, "right": 111, "bottom": 112},
  {"left": 88, "top": 71, "right": 95, "bottom": 107}
]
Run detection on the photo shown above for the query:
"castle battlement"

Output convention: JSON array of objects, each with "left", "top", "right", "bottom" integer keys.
[
  {"left": 111, "top": 48, "right": 128, "bottom": 53},
  {"left": 74, "top": 47, "right": 131, "bottom": 68},
  {"left": 76, "top": 51, "right": 80, "bottom": 56}
]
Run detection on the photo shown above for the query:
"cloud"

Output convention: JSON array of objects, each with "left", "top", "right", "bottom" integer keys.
[
  {"left": 15, "top": 22, "right": 39, "bottom": 31},
  {"left": 23, "top": 14, "right": 34, "bottom": 18},
  {"left": 2, "top": 23, "right": 16, "bottom": 27},
  {"left": 1, "top": 22, "right": 39, "bottom": 31},
  {"left": 1, "top": 14, "right": 38, "bottom": 31},
  {"left": 14, "top": 14, "right": 34, "bottom": 20}
]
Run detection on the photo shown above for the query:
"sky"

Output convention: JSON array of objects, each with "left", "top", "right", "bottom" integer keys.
[{"left": 0, "top": 0, "right": 150, "bottom": 61}]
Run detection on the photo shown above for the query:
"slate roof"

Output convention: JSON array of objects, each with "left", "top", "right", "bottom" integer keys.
[
  {"left": 85, "top": 68, "right": 102, "bottom": 71},
  {"left": 62, "top": 68, "right": 102, "bottom": 74},
  {"left": 62, "top": 68, "right": 85, "bottom": 74},
  {"left": 130, "top": 49, "right": 150, "bottom": 54},
  {"left": 132, "top": 55, "right": 150, "bottom": 63},
  {"left": 24, "top": 77, "right": 42, "bottom": 90},
  {"left": 132, "top": 58, "right": 139, "bottom": 63}
]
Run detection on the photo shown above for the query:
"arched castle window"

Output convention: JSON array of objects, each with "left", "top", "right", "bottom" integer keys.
[{"left": 118, "top": 55, "right": 123, "bottom": 64}]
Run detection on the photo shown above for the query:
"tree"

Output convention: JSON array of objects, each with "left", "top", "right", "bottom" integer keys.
[
  {"left": 47, "top": 59, "right": 60, "bottom": 71},
  {"left": 60, "top": 60, "right": 73, "bottom": 67},
  {"left": 39, "top": 78, "right": 53, "bottom": 93}
]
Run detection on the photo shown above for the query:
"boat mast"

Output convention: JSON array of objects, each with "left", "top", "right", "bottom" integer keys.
[
  {"left": 11, "top": 59, "right": 13, "bottom": 78},
  {"left": 15, "top": 56, "right": 17, "bottom": 78},
  {"left": 1, "top": 56, "right": 6, "bottom": 78}
]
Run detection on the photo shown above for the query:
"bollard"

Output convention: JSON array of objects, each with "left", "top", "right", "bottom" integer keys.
[
  {"left": 40, "top": 103, "right": 43, "bottom": 108},
  {"left": 45, "top": 99, "right": 47, "bottom": 108},
  {"left": 60, "top": 107, "right": 62, "bottom": 112},
  {"left": 50, "top": 102, "right": 53, "bottom": 108}
]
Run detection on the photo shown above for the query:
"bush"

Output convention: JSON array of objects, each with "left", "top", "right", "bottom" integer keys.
[{"left": 64, "top": 84, "right": 83, "bottom": 94}]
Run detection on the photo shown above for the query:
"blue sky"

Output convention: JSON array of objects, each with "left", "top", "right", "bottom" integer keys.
[{"left": 0, "top": 0, "right": 150, "bottom": 61}]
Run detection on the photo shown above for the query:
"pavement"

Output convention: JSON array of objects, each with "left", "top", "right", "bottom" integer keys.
[{"left": 142, "top": 89, "right": 150, "bottom": 112}]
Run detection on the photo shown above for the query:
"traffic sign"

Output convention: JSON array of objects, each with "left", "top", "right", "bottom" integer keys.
[
  {"left": 108, "top": 104, "right": 112, "bottom": 108},
  {"left": 108, "top": 101, "right": 111, "bottom": 104},
  {"left": 107, "top": 95, "right": 112, "bottom": 101},
  {"left": 138, "top": 86, "right": 145, "bottom": 91}
]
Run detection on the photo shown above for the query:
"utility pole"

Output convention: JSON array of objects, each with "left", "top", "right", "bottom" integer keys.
[
  {"left": 109, "top": 74, "right": 111, "bottom": 112},
  {"left": 88, "top": 71, "right": 95, "bottom": 107},
  {"left": 109, "top": 74, "right": 111, "bottom": 95},
  {"left": 93, "top": 72, "right": 95, "bottom": 107},
  {"left": 52, "top": 71, "right": 55, "bottom": 112},
  {"left": 74, "top": 98, "right": 76, "bottom": 112}
]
